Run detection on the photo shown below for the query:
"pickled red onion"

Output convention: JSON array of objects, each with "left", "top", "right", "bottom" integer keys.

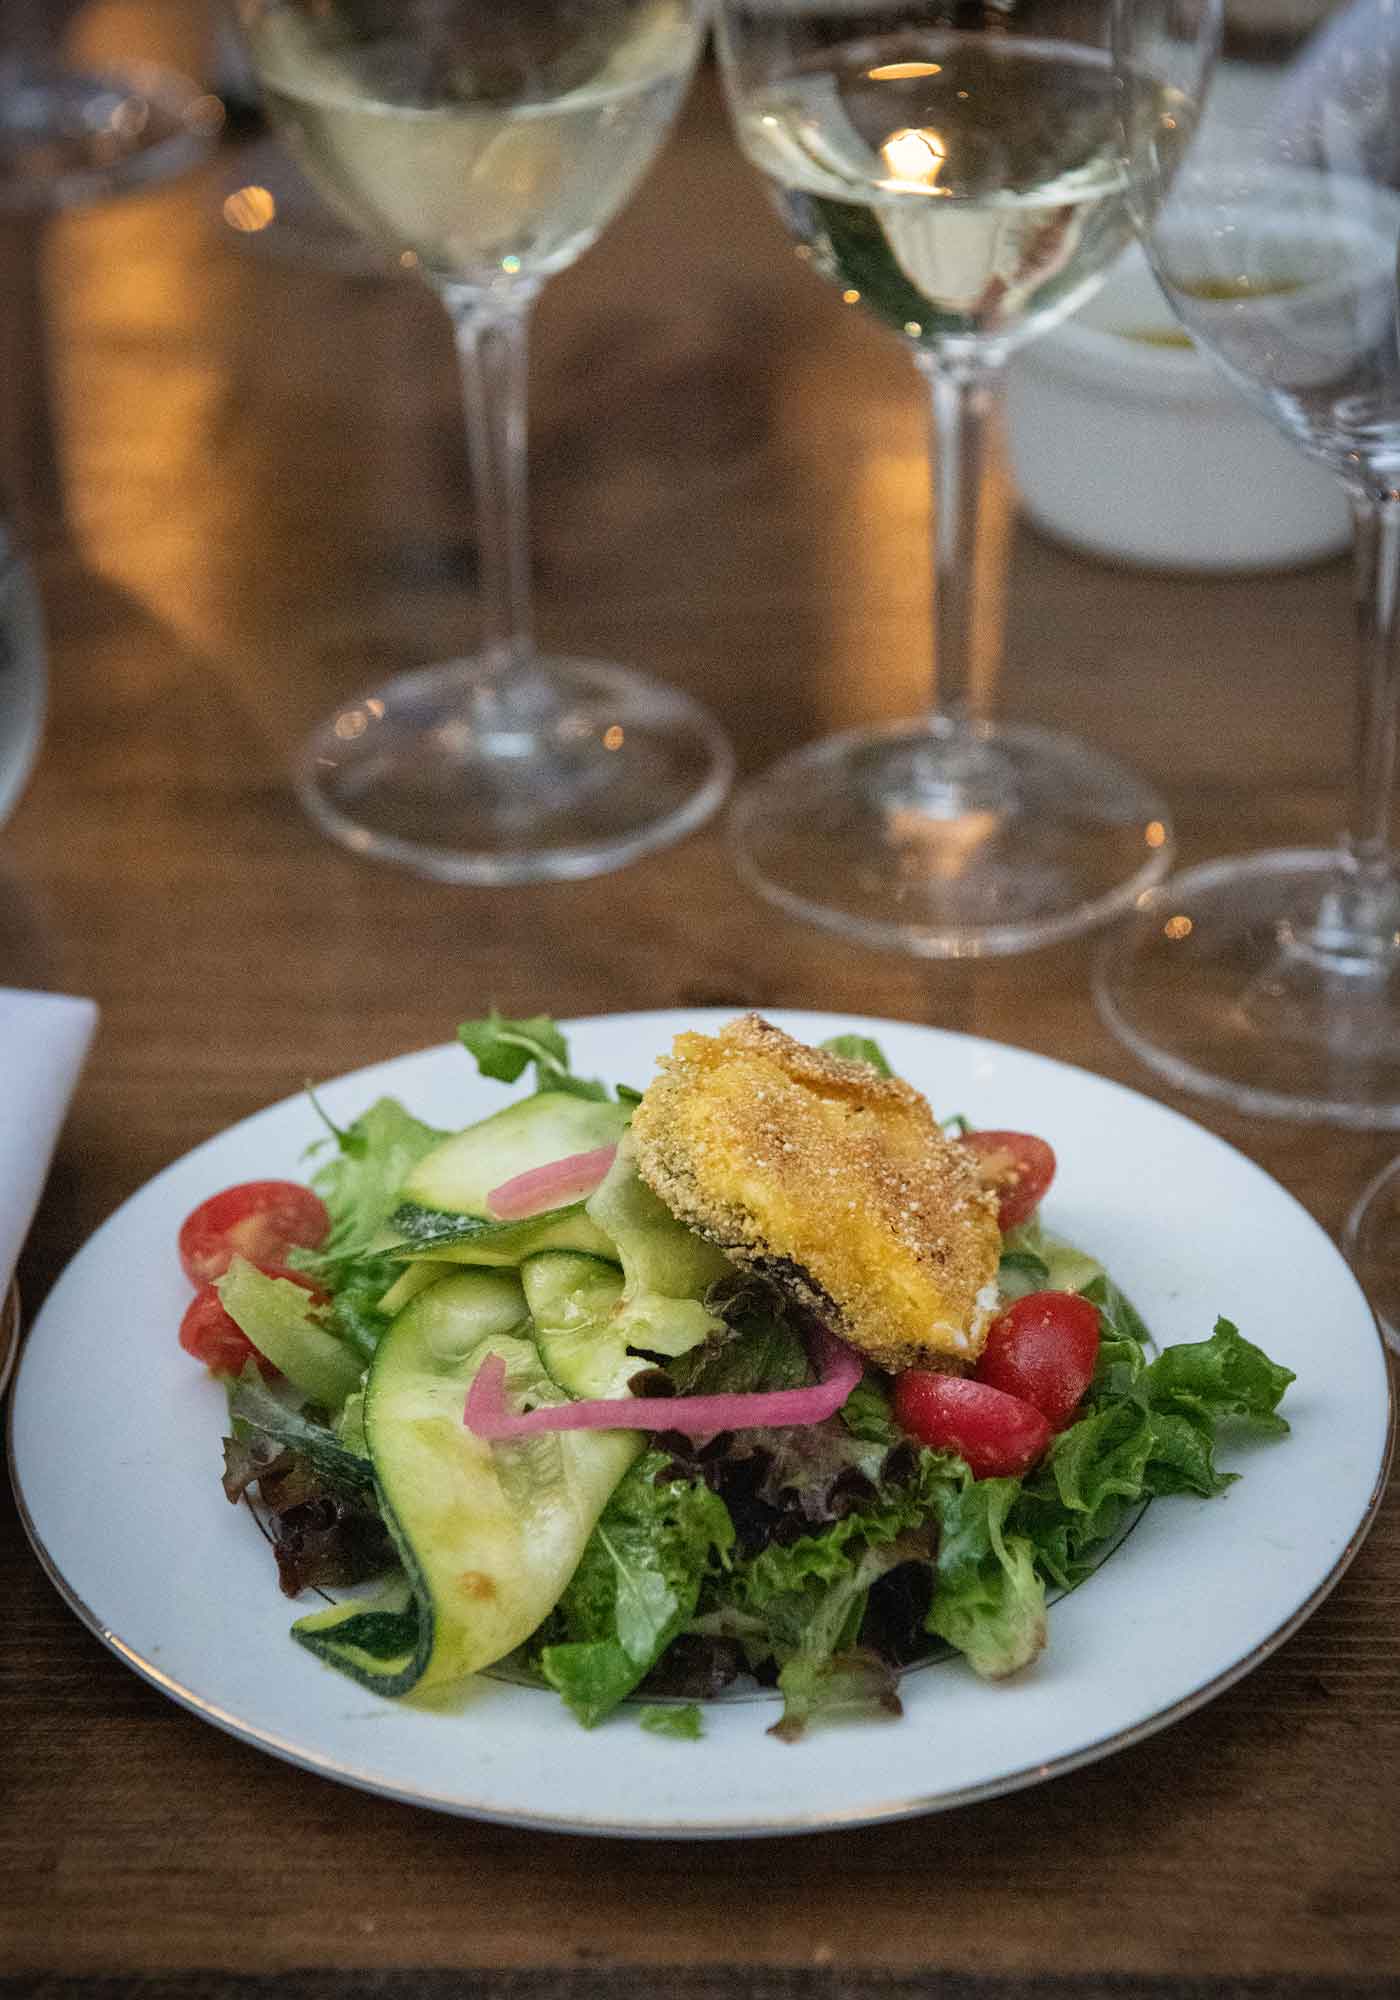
[
  {"left": 485, "top": 1145, "right": 618, "bottom": 1220},
  {"left": 464, "top": 1324, "right": 862, "bottom": 1440}
]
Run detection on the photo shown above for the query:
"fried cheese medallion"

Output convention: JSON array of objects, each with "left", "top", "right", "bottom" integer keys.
[{"left": 630, "top": 1015, "right": 1001, "bottom": 1372}]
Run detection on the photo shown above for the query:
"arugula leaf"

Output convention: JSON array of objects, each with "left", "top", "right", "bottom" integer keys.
[
  {"left": 539, "top": 1452, "right": 734, "bottom": 1727},
  {"left": 458, "top": 1010, "right": 614, "bottom": 1102},
  {"left": 299, "top": 1097, "right": 444, "bottom": 1272},
  {"left": 639, "top": 1703, "right": 704, "bottom": 1740},
  {"left": 819, "top": 1034, "right": 893, "bottom": 1076},
  {"left": 323, "top": 1253, "right": 400, "bottom": 1362}
]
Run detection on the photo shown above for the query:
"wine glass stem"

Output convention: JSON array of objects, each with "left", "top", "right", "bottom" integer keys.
[
  {"left": 1349, "top": 490, "right": 1400, "bottom": 882},
  {"left": 442, "top": 283, "right": 545, "bottom": 707},
  {"left": 919, "top": 353, "right": 1005, "bottom": 729}
]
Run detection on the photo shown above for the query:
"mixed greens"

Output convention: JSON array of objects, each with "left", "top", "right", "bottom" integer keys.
[{"left": 201, "top": 1013, "right": 1295, "bottom": 1740}]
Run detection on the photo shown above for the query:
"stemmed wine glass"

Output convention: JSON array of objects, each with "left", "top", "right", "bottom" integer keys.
[
  {"left": 712, "top": 0, "right": 1204, "bottom": 956},
  {"left": 1098, "top": 0, "right": 1400, "bottom": 1126},
  {"left": 236, "top": 0, "right": 732, "bottom": 883}
]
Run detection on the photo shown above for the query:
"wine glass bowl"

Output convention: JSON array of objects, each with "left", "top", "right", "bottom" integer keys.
[
  {"left": 236, "top": 0, "right": 732, "bottom": 883},
  {"left": 712, "top": 0, "right": 1206, "bottom": 956},
  {"left": 1097, "top": 0, "right": 1400, "bottom": 1126}
]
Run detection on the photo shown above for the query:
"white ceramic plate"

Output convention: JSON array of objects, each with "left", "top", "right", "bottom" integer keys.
[{"left": 9, "top": 1010, "right": 1393, "bottom": 1838}]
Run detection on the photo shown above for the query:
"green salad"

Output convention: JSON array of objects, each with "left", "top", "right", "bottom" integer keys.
[{"left": 179, "top": 1012, "right": 1295, "bottom": 1741}]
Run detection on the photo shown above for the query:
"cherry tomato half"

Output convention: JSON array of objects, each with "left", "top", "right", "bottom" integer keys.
[
  {"left": 893, "top": 1371, "right": 1052, "bottom": 1479},
  {"left": 958, "top": 1130, "right": 1056, "bottom": 1232},
  {"left": 178, "top": 1180, "right": 330, "bottom": 1288},
  {"left": 178, "top": 1264, "right": 324, "bottom": 1378},
  {"left": 976, "top": 1290, "right": 1101, "bottom": 1432}
]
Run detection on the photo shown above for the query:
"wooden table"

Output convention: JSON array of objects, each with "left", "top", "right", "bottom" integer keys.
[{"left": 2, "top": 7, "right": 1396, "bottom": 1995}]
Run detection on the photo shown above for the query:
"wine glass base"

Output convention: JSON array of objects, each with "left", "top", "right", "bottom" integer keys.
[
  {"left": 0, "top": 62, "right": 217, "bottom": 213},
  {"left": 1095, "top": 849, "right": 1400, "bottom": 1127},
  {"left": 294, "top": 654, "right": 734, "bottom": 885},
  {"left": 727, "top": 717, "right": 1173, "bottom": 958},
  {"left": 1345, "top": 1156, "right": 1400, "bottom": 1354}
]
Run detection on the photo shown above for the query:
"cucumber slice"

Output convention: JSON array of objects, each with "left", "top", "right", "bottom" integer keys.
[
  {"left": 376, "top": 1261, "right": 455, "bottom": 1317},
  {"left": 585, "top": 1136, "right": 733, "bottom": 1303},
  {"left": 217, "top": 1259, "right": 363, "bottom": 1413},
  {"left": 521, "top": 1250, "right": 630, "bottom": 1400},
  {"left": 387, "top": 1200, "right": 616, "bottom": 1266},
  {"left": 293, "top": 1268, "right": 639, "bottom": 1696},
  {"left": 522, "top": 1247, "right": 723, "bottom": 1402},
  {"left": 398, "top": 1091, "right": 631, "bottom": 1221},
  {"left": 1000, "top": 1220, "right": 1105, "bottom": 1298}
]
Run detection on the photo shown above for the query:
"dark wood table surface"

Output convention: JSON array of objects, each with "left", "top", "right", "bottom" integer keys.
[{"left": 2, "top": 6, "right": 1396, "bottom": 1996}]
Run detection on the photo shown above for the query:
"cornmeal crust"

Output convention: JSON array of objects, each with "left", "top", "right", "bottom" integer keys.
[{"left": 630, "top": 1015, "right": 1001, "bottom": 1371}]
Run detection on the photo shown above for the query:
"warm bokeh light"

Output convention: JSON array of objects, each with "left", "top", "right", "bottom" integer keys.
[
  {"left": 1164, "top": 914, "right": 1194, "bottom": 940},
  {"left": 603, "top": 724, "right": 625, "bottom": 751},
  {"left": 879, "top": 126, "right": 947, "bottom": 193},
  {"left": 222, "top": 184, "right": 277, "bottom": 233},
  {"left": 1145, "top": 820, "right": 1168, "bottom": 848},
  {"left": 868, "top": 61, "right": 943, "bottom": 81}
]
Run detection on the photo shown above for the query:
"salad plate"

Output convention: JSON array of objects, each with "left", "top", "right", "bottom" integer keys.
[{"left": 8, "top": 1009, "right": 1393, "bottom": 1838}]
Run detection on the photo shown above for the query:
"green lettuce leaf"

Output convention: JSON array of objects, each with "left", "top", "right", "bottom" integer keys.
[
  {"left": 639, "top": 1703, "right": 704, "bottom": 1740},
  {"left": 723, "top": 1457, "right": 944, "bottom": 1736},
  {"left": 1142, "top": 1317, "right": 1294, "bottom": 1435},
  {"left": 458, "top": 1010, "right": 616, "bottom": 1102},
  {"left": 926, "top": 1471, "right": 1047, "bottom": 1679},
  {"left": 300, "top": 1097, "right": 444, "bottom": 1271},
  {"left": 539, "top": 1451, "right": 734, "bottom": 1727}
]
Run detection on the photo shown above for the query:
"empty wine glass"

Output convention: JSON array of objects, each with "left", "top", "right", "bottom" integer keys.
[
  {"left": 236, "top": 0, "right": 732, "bottom": 883},
  {"left": 1097, "top": 0, "right": 1400, "bottom": 1125},
  {"left": 1346, "top": 1153, "right": 1399, "bottom": 1350},
  {"left": 712, "top": 0, "right": 1204, "bottom": 956}
]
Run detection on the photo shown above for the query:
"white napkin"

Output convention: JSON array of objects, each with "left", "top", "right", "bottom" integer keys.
[{"left": 0, "top": 987, "right": 98, "bottom": 1294}]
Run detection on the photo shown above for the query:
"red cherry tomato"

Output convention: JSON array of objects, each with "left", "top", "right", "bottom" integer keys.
[
  {"left": 178, "top": 1180, "right": 330, "bottom": 1287},
  {"left": 178, "top": 1265, "right": 325, "bottom": 1378},
  {"left": 958, "top": 1130, "right": 1056, "bottom": 1231},
  {"left": 893, "top": 1371, "right": 1052, "bottom": 1479},
  {"left": 976, "top": 1290, "right": 1101, "bottom": 1432}
]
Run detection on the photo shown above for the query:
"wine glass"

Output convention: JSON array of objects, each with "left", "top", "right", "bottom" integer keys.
[
  {"left": 1346, "top": 1154, "right": 1399, "bottom": 1350},
  {"left": 712, "top": 0, "right": 1204, "bottom": 957},
  {"left": 236, "top": 0, "right": 732, "bottom": 883},
  {"left": 1097, "top": 0, "right": 1400, "bottom": 1125}
]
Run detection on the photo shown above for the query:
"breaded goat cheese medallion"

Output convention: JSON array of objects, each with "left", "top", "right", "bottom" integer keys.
[{"left": 631, "top": 1015, "right": 1001, "bottom": 1372}]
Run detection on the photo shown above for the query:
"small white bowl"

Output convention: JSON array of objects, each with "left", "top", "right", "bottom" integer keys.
[{"left": 1004, "top": 248, "right": 1353, "bottom": 572}]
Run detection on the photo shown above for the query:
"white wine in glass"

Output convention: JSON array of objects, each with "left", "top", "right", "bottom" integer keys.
[
  {"left": 238, "top": 0, "right": 733, "bottom": 883},
  {"left": 714, "top": 3, "right": 1201, "bottom": 956},
  {"left": 1098, "top": 0, "right": 1400, "bottom": 1126}
]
